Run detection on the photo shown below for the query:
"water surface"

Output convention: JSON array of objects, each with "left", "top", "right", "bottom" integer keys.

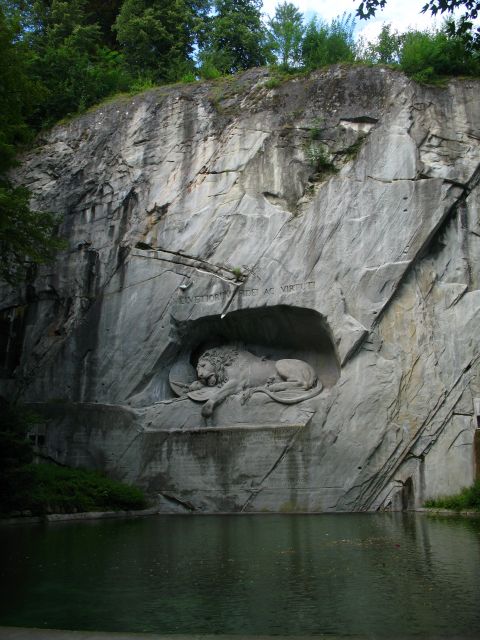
[{"left": 0, "top": 513, "right": 479, "bottom": 636}]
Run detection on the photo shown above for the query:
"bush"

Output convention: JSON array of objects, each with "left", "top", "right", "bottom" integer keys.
[
  {"left": 400, "top": 24, "right": 480, "bottom": 82},
  {"left": 181, "top": 72, "right": 197, "bottom": 84},
  {"left": 305, "top": 142, "right": 336, "bottom": 174},
  {"left": 128, "top": 76, "right": 156, "bottom": 94},
  {"left": 2, "top": 463, "right": 147, "bottom": 516},
  {"left": 424, "top": 480, "right": 480, "bottom": 511},
  {"left": 0, "top": 400, "right": 147, "bottom": 516}
]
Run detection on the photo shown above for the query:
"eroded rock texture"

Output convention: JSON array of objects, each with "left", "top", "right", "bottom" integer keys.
[{"left": 1, "top": 66, "right": 479, "bottom": 511}]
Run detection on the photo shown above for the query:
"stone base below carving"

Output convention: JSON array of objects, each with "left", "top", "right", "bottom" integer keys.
[{"left": 28, "top": 401, "right": 321, "bottom": 513}]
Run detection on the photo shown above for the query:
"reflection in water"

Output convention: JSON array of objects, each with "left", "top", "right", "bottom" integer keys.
[{"left": 0, "top": 513, "right": 479, "bottom": 635}]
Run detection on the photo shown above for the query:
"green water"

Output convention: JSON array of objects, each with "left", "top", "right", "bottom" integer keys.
[{"left": 0, "top": 513, "right": 479, "bottom": 636}]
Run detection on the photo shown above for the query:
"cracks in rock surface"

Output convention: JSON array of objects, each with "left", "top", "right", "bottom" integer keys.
[
  {"left": 370, "top": 163, "right": 480, "bottom": 330},
  {"left": 360, "top": 355, "right": 478, "bottom": 510},
  {"left": 132, "top": 246, "right": 243, "bottom": 285}
]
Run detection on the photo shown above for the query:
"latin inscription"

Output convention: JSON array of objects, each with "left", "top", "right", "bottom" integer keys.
[{"left": 176, "top": 281, "right": 315, "bottom": 305}]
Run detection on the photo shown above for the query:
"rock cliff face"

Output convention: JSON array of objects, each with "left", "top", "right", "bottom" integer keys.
[{"left": 1, "top": 66, "right": 479, "bottom": 512}]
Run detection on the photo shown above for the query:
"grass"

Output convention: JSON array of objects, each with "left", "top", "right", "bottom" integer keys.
[
  {"left": 1, "top": 463, "right": 147, "bottom": 516},
  {"left": 264, "top": 76, "right": 282, "bottom": 89},
  {"left": 232, "top": 266, "right": 244, "bottom": 281},
  {"left": 305, "top": 142, "right": 337, "bottom": 175},
  {"left": 424, "top": 480, "right": 480, "bottom": 512},
  {"left": 308, "top": 117, "right": 325, "bottom": 140}
]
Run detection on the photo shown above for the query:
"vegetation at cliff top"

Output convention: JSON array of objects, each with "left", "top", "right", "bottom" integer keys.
[
  {"left": 424, "top": 480, "right": 480, "bottom": 511},
  {"left": 0, "top": 0, "right": 479, "bottom": 286},
  {"left": 0, "top": 399, "right": 147, "bottom": 516},
  {"left": 357, "top": 0, "right": 480, "bottom": 49}
]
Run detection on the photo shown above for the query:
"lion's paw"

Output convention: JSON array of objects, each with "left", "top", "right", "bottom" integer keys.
[
  {"left": 201, "top": 400, "right": 214, "bottom": 418},
  {"left": 241, "top": 389, "right": 253, "bottom": 404}
]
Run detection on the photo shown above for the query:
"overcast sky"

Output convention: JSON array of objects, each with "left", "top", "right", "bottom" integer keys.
[{"left": 262, "top": 0, "right": 467, "bottom": 41}]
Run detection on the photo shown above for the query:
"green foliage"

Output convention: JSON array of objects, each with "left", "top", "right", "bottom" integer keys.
[
  {"left": 0, "top": 400, "right": 34, "bottom": 474},
  {"left": 308, "top": 117, "right": 325, "bottom": 140},
  {"left": 424, "top": 480, "right": 480, "bottom": 511},
  {"left": 268, "top": 1, "right": 304, "bottom": 70},
  {"left": 0, "top": 6, "right": 64, "bottom": 284},
  {"left": 7, "top": 463, "right": 148, "bottom": 515},
  {"left": 0, "top": 399, "right": 147, "bottom": 516},
  {"left": 360, "top": 19, "right": 480, "bottom": 81},
  {"left": 0, "top": 400, "right": 35, "bottom": 514},
  {"left": 198, "top": 57, "right": 223, "bottom": 79},
  {"left": 0, "top": 184, "right": 65, "bottom": 284},
  {"left": 113, "top": 0, "right": 196, "bottom": 83},
  {"left": 302, "top": 13, "right": 357, "bottom": 70},
  {"left": 232, "top": 266, "right": 243, "bottom": 280},
  {"left": 32, "top": 46, "right": 132, "bottom": 127},
  {"left": 399, "top": 24, "right": 480, "bottom": 81},
  {"left": 357, "top": 0, "right": 480, "bottom": 49},
  {"left": 0, "top": 7, "right": 36, "bottom": 171},
  {"left": 201, "top": 0, "right": 271, "bottom": 74},
  {"left": 128, "top": 75, "right": 156, "bottom": 93},
  {"left": 362, "top": 23, "right": 403, "bottom": 64},
  {"left": 305, "top": 142, "right": 336, "bottom": 174},
  {"left": 265, "top": 76, "right": 281, "bottom": 88},
  {"left": 25, "top": 1, "right": 132, "bottom": 126},
  {"left": 181, "top": 71, "right": 198, "bottom": 83}
]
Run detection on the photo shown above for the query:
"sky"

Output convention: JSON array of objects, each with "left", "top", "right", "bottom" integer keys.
[{"left": 261, "top": 0, "right": 468, "bottom": 42}]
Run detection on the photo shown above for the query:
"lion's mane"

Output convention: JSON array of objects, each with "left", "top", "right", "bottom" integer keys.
[{"left": 198, "top": 346, "right": 239, "bottom": 385}]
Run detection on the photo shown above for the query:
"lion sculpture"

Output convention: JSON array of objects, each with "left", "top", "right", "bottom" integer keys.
[{"left": 186, "top": 346, "right": 322, "bottom": 417}]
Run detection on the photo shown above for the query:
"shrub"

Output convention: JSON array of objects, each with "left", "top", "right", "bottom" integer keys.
[
  {"left": 265, "top": 76, "right": 281, "bottom": 89},
  {"left": 128, "top": 76, "right": 156, "bottom": 94},
  {"left": 400, "top": 24, "right": 480, "bottom": 82},
  {"left": 424, "top": 480, "right": 480, "bottom": 511},
  {"left": 2, "top": 463, "right": 147, "bottom": 516},
  {"left": 305, "top": 142, "right": 336, "bottom": 174},
  {"left": 199, "top": 61, "right": 222, "bottom": 80},
  {"left": 0, "top": 401, "right": 147, "bottom": 516},
  {"left": 181, "top": 72, "right": 197, "bottom": 84}
]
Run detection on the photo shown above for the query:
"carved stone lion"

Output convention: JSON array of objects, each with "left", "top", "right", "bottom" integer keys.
[{"left": 187, "top": 346, "right": 322, "bottom": 417}]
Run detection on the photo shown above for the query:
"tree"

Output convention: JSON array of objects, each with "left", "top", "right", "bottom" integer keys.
[
  {"left": 362, "top": 23, "right": 403, "bottom": 63},
  {"left": 114, "top": 0, "right": 197, "bottom": 83},
  {"left": 268, "top": 1, "right": 304, "bottom": 69},
  {"left": 357, "top": 0, "right": 480, "bottom": 47},
  {"left": 85, "top": 0, "right": 123, "bottom": 48},
  {"left": 0, "top": 186, "right": 65, "bottom": 285},
  {"left": 200, "top": 0, "right": 270, "bottom": 75},
  {"left": 0, "top": 5, "right": 64, "bottom": 285},
  {"left": 302, "top": 13, "right": 356, "bottom": 69},
  {"left": 6, "top": 0, "right": 131, "bottom": 127}
]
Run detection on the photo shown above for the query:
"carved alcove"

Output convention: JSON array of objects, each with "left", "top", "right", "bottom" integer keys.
[{"left": 129, "top": 305, "right": 340, "bottom": 409}]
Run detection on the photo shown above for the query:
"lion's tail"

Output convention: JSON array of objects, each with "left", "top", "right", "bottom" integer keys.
[{"left": 252, "top": 383, "right": 323, "bottom": 405}]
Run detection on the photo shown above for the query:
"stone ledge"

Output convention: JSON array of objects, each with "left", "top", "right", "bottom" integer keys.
[
  {"left": 144, "top": 423, "right": 305, "bottom": 433},
  {"left": 416, "top": 507, "right": 480, "bottom": 517},
  {"left": 0, "top": 507, "right": 159, "bottom": 526}
]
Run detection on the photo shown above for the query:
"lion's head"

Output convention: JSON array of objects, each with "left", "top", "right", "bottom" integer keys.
[{"left": 196, "top": 346, "right": 239, "bottom": 386}]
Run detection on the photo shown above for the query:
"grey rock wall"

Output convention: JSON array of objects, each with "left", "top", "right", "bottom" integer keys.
[{"left": 1, "top": 66, "right": 479, "bottom": 511}]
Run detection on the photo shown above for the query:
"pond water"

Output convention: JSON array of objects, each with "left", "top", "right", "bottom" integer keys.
[{"left": 0, "top": 513, "right": 479, "bottom": 636}]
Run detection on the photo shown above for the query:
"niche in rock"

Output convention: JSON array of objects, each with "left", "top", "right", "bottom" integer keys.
[{"left": 128, "top": 305, "right": 340, "bottom": 407}]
